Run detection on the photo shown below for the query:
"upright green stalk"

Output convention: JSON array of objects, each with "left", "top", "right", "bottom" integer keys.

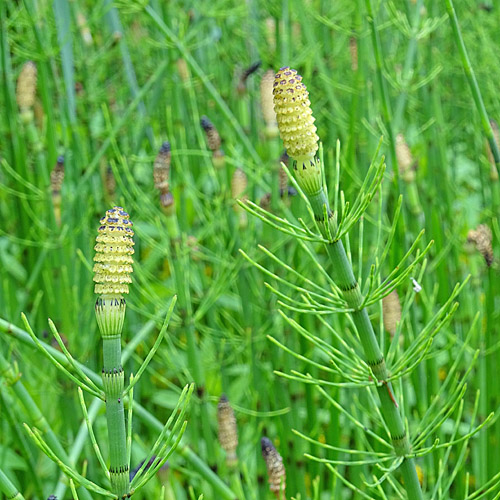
[
  {"left": 93, "top": 207, "right": 135, "bottom": 497},
  {"left": 444, "top": 0, "right": 500, "bottom": 182},
  {"left": 273, "top": 67, "right": 423, "bottom": 500},
  {"left": 0, "top": 467, "right": 25, "bottom": 500},
  {"left": 444, "top": 0, "right": 500, "bottom": 478}
]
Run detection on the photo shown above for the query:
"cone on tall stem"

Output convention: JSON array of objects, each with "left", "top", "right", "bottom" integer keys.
[
  {"left": 93, "top": 206, "right": 134, "bottom": 497},
  {"left": 272, "top": 67, "right": 424, "bottom": 500}
]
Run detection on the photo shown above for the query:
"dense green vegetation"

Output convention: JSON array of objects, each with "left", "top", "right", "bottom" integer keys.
[{"left": 1, "top": 0, "right": 499, "bottom": 498}]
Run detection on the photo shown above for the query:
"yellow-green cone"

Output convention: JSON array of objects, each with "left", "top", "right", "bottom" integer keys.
[
  {"left": 273, "top": 67, "right": 319, "bottom": 163},
  {"left": 93, "top": 207, "right": 134, "bottom": 295},
  {"left": 273, "top": 67, "right": 321, "bottom": 195},
  {"left": 16, "top": 61, "right": 37, "bottom": 122}
]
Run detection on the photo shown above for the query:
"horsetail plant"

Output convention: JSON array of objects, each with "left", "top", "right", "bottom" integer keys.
[
  {"left": 93, "top": 207, "right": 135, "bottom": 495},
  {"left": 271, "top": 67, "right": 424, "bottom": 495},
  {"left": 11, "top": 206, "right": 193, "bottom": 498},
  {"left": 239, "top": 67, "right": 489, "bottom": 499}
]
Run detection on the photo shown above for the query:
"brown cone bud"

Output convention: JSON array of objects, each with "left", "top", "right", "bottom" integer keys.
[
  {"left": 154, "top": 141, "right": 171, "bottom": 191},
  {"left": 217, "top": 395, "right": 238, "bottom": 466},
  {"left": 50, "top": 156, "right": 65, "bottom": 195},
  {"left": 467, "top": 224, "right": 494, "bottom": 267},
  {"left": 201, "top": 116, "right": 222, "bottom": 152},
  {"left": 382, "top": 290, "right": 402, "bottom": 338},
  {"left": 261, "top": 437, "right": 286, "bottom": 499},
  {"left": 105, "top": 165, "right": 116, "bottom": 200}
]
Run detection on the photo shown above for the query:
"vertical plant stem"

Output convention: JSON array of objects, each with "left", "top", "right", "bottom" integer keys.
[
  {"left": 172, "top": 236, "right": 216, "bottom": 469},
  {"left": 306, "top": 187, "right": 424, "bottom": 500},
  {"left": 444, "top": 0, "right": 500, "bottom": 182},
  {"left": 444, "top": 0, "right": 500, "bottom": 478},
  {"left": 0, "top": 467, "right": 25, "bottom": 500},
  {"left": 102, "top": 335, "right": 129, "bottom": 496},
  {"left": 364, "top": 0, "right": 398, "bottom": 187}
]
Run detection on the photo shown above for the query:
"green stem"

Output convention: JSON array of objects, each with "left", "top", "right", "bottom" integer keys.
[
  {"left": 444, "top": 0, "right": 500, "bottom": 181},
  {"left": 0, "top": 467, "right": 25, "bottom": 500},
  {"left": 171, "top": 238, "right": 216, "bottom": 469},
  {"left": 306, "top": 185, "right": 423, "bottom": 500},
  {"left": 364, "top": 0, "right": 398, "bottom": 187},
  {"left": 102, "top": 336, "right": 129, "bottom": 497}
]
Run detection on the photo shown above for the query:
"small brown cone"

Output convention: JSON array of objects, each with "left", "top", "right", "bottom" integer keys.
[
  {"left": 217, "top": 395, "right": 238, "bottom": 467},
  {"left": 467, "top": 224, "right": 494, "bottom": 267},
  {"left": 153, "top": 141, "right": 171, "bottom": 192},
  {"left": 382, "top": 290, "right": 402, "bottom": 338},
  {"left": 201, "top": 116, "right": 222, "bottom": 152},
  {"left": 261, "top": 437, "right": 286, "bottom": 500}
]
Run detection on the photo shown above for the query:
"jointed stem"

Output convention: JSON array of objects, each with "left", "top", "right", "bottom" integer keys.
[
  {"left": 306, "top": 182, "right": 423, "bottom": 499},
  {"left": 99, "top": 304, "right": 130, "bottom": 497},
  {"left": 0, "top": 467, "right": 25, "bottom": 500}
]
